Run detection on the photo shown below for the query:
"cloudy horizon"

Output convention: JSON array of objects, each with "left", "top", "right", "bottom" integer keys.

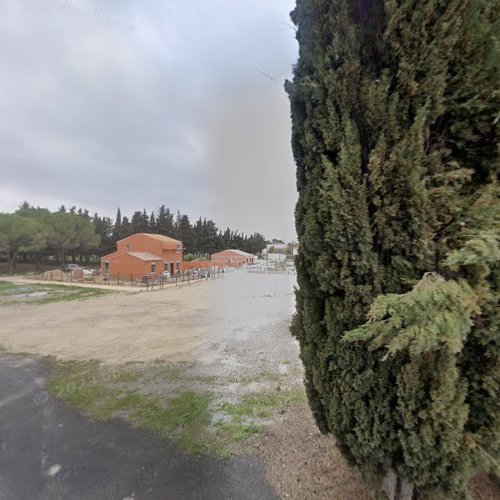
[{"left": 0, "top": 0, "right": 298, "bottom": 241}]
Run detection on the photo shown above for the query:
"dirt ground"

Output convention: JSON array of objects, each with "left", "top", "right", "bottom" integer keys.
[
  {"left": 1, "top": 272, "right": 498, "bottom": 500},
  {"left": 253, "top": 405, "right": 500, "bottom": 500},
  {"left": 0, "top": 273, "right": 296, "bottom": 364},
  {"left": 252, "top": 404, "right": 373, "bottom": 500}
]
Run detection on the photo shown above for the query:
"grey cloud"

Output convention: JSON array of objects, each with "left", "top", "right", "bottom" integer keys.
[{"left": 0, "top": 0, "right": 298, "bottom": 240}]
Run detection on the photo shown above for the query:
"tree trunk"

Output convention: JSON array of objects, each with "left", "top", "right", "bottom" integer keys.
[
  {"left": 59, "top": 251, "right": 65, "bottom": 269},
  {"left": 8, "top": 251, "right": 18, "bottom": 275},
  {"left": 382, "top": 469, "right": 414, "bottom": 500},
  {"left": 382, "top": 469, "right": 398, "bottom": 500},
  {"left": 399, "top": 478, "right": 414, "bottom": 500}
]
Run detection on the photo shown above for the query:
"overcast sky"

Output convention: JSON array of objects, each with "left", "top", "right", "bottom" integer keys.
[{"left": 0, "top": 0, "right": 298, "bottom": 241}]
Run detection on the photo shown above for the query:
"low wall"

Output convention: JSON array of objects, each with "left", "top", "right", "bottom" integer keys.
[{"left": 182, "top": 260, "right": 225, "bottom": 270}]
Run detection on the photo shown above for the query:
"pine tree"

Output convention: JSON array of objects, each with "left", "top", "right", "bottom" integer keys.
[
  {"left": 115, "top": 207, "right": 122, "bottom": 228},
  {"left": 286, "top": 0, "right": 499, "bottom": 497},
  {"left": 131, "top": 210, "right": 149, "bottom": 234},
  {"left": 203, "top": 219, "right": 220, "bottom": 255},
  {"left": 120, "top": 216, "right": 132, "bottom": 239},
  {"left": 92, "top": 213, "right": 114, "bottom": 256},
  {"left": 142, "top": 209, "right": 149, "bottom": 230},
  {"left": 177, "top": 214, "right": 193, "bottom": 253},
  {"left": 156, "top": 205, "right": 175, "bottom": 236}
]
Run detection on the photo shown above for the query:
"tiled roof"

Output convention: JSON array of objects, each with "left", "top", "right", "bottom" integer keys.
[
  {"left": 117, "top": 233, "right": 182, "bottom": 245},
  {"left": 144, "top": 233, "right": 182, "bottom": 244},
  {"left": 215, "top": 249, "right": 255, "bottom": 258},
  {"left": 128, "top": 251, "right": 162, "bottom": 261}
]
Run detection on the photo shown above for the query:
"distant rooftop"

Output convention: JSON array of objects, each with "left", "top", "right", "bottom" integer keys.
[
  {"left": 118, "top": 233, "right": 182, "bottom": 245},
  {"left": 219, "top": 249, "right": 255, "bottom": 258},
  {"left": 145, "top": 233, "right": 182, "bottom": 244},
  {"left": 127, "top": 251, "right": 162, "bottom": 261}
]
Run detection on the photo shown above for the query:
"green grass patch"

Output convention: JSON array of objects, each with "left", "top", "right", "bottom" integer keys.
[
  {"left": 221, "top": 388, "right": 306, "bottom": 419},
  {"left": 47, "top": 360, "right": 306, "bottom": 458},
  {"left": 0, "top": 281, "right": 112, "bottom": 305},
  {"left": 47, "top": 360, "right": 217, "bottom": 455},
  {"left": 216, "top": 420, "right": 264, "bottom": 444},
  {"left": 0, "top": 281, "right": 25, "bottom": 296},
  {"left": 97, "top": 390, "right": 218, "bottom": 455},
  {"left": 215, "top": 388, "right": 306, "bottom": 448}
]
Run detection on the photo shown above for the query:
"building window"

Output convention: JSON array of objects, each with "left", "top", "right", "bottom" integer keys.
[
  {"left": 151, "top": 263, "right": 156, "bottom": 273},
  {"left": 164, "top": 262, "right": 169, "bottom": 272},
  {"left": 104, "top": 261, "right": 110, "bottom": 272},
  {"left": 176, "top": 261, "right": 180, "bottom": 271}
]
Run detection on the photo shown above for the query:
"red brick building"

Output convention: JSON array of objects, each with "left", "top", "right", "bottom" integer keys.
[
  {"left": 101, "top": 233, "right": 183, "bottom": 280},
  {"left": 210, "top": 249, "right": 255, "bottom": 268}
]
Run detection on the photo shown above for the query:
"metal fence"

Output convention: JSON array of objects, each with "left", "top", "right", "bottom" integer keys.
[{"left": 24, "top": 267, "right": 225, "bottom": 290}]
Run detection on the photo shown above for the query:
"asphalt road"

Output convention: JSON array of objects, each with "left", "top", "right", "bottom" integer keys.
[{"left": 0, "top": 355, "right": 278, "bottom": 500}]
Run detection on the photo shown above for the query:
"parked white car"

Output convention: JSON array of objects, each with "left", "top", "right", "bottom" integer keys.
[
  {"left": 82, "top": 267, "right": 98, "bottom": 277},
  {"left": 64, "top": 263, "right": 81, "bottom": 271}
]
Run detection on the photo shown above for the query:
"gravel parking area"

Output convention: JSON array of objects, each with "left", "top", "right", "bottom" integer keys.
[{"left": 0, "top": 272, "right": 298, "bottom": 365}]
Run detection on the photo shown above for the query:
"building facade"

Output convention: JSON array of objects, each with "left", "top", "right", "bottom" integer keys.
[{"left": 101, "top": 233, "right": 183, "bottom": 280}]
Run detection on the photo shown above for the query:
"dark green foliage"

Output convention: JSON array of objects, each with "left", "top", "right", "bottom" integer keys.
[
  {"left": 1, "top": 202, "right": 268, "bottom": 267},
  {"left": 44, "top": 212, "right": 100, "bottom": 266},
  {"left": 0, "top": 214, "right": 46, "bottom": 272},
  {"left": 92, "top": 213, "right": 114, "bottom": 256},
  {"left": 287, "top": 0, "right": 499, "bottom": 497},
  {"left": 177, "top": 214, "right": 194, "bottom": 253},
  {"left": 131, "top": 210, "right": 150, "bottom": 234},
  {"left": 156, "top": 205, "right": 175, "bottom": 236}
]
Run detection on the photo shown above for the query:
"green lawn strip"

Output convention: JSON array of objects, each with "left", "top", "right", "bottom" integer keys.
[
  {"left": 0, "top": 282, "right": 30, "bottom": 296},
  {"left": 47, "top": 360, "right": 220, "bottom": 455},
  {"left": 47, "top": 360, "right": 306, "bottom": 458},
  {"left": 0, "top": 281, "right": 112, "bottom": 304},
  {"left": 215, "top": 388, "right": 306, "bottom": 448},
  {"left": 35, "top": 286, "right": 111, "bottom": 304},
  {"left": 221, "top": 390, "right": 304, "bottom": 419}
]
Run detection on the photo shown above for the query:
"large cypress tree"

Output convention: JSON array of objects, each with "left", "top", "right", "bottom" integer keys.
[{"left": 286, "top": 1, "right": 498, "bottom": 498}]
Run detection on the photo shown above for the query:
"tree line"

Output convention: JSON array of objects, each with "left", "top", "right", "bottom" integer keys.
[
  {"left": 0, "top": 202, "right": 268, "bottom": 272},
  {"left": 111, "top": 206, "right": 267, "bottom": 257}
]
